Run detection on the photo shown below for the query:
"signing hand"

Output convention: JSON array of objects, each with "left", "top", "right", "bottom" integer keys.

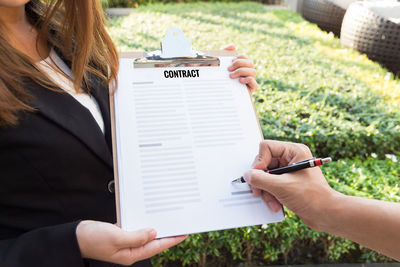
[
  {"left": 244, "top": 140, "right": 339, "bottom": 231},
  {"left": 223, "top": 45, "right": 259, "bottom": 94},
  {"left": 76, "top": 220, "right": 187, "bottom": 266},
  {"left": 245, "top": 140, "right": 400, "bottom": 262}
]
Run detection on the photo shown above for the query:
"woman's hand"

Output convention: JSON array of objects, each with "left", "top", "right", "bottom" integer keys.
[
  {"left": 223, "top": 45, "right": 259, "bottom": 94},
  {"left": 76, "top": 220, "right": 187, "bottom": 266},
  {"left": 244, "top": 140, "right": 339, "bottom": 231}
]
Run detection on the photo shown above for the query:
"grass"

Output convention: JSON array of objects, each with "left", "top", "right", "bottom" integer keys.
[
  {"left": 106, "top": 2, "right": 400, "bottom": 265},
  {"left": 107, "top": 1, "right": 400, "bottom": 106},
  {"left": 107, "top": 2, "right": 400, "bottom": 160}
]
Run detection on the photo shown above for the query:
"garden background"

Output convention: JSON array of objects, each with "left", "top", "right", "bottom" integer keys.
[{"left": 105, "top": 1, "right": 400, "bottom": 266}]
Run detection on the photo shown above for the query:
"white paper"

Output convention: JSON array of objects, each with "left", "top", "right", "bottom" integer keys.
[{"left": 114, "top": 56, "right": 284, "bottom": 238}]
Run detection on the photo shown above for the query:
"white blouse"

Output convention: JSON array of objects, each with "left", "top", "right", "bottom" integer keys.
[{"left": 37, "top": 49, "right": 105, "bottom": 133}]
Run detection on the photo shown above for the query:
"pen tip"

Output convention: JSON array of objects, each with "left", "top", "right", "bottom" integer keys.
[{"left": 231, "top": 177, "right": 245, "bottom": 183}]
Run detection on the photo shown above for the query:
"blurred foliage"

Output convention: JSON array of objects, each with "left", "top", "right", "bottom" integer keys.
[
  {"left": 101, "top": 0, "right": 282, "bottom": 8},
  {"left": 108, "top": 1, "right": 400, "bottom": 160},
  {"left": 107, "top": 2, "right": 400, "bottom": 266}
]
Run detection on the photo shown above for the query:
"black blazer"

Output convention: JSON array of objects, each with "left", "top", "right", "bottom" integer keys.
[{"left": 0, "top": 71, "right": 151, "bottom": 267}]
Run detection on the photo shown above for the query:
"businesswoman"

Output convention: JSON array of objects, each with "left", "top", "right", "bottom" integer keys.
[{"left": 0, "top": 0, "right": 259, "bottom": 266}]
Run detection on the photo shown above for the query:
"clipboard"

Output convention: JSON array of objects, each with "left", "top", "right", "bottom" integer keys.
[{"left": 109, "top": 28, "right": 280, "bottom": 233}]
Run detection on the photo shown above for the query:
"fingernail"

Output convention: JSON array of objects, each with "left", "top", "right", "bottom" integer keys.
[
  {"left": 243, "top": 170, "right": 252, "bottom": 182},
  {"left": 227, "top": 66, "right": 233, "bottom": 71},
  {"left": 149, "top": 229, "right": 157, "bottom": 239}
]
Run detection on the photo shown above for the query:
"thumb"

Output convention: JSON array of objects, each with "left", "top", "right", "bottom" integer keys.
[
  {"left": 117, "top": 228, "right": 157, "bottom": 248},
  {"left": 244, "top": 169, "right": 286, "bottom": 194}
]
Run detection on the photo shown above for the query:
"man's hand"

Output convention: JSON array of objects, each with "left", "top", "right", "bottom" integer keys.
[
  {"left": 76, "top": 220, "right": 187, "bottom": 266},
  {"left": 244, "top": 140, "right": 400, "bottom": 261},
  {"left": 244, "top": 140, "right": 339, "bottom": 231}
]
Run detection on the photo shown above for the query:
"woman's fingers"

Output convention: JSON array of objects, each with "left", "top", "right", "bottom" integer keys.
[
  {"left": 76, "top": 220, "right": 188, "bottom": 266},
  {"left": 229, "top": 67, "right": 259, "bottom": 93},
  {"left": 115, "top": 228, "right": 156, "bottom": 248},
  {"left": 235, "top": 54, "right": 249, "bottom": 60},
  {"left": 223, "top": 44, "right": 236, "bottom": 51},
  {"left": 112, "top": 233, "right": 188, "bottom": 265},
  {"left": 228, "top": 58, "right": 254, "bottom": 72},
  {"left": 224, "top": 53, "right": 259, "bottom": 94},
  {"left": 229, "top": 67, "right": 257, "bottom": 79},
  {"left": 132, "top": 235, "right": 188, "bottom": 262},
  {"left": 239, "top": 77, "right": 258, "bottom": 93}
]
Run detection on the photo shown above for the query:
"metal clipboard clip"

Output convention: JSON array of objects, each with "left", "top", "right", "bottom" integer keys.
[{"left": 133, "top": 27, "right": 220, "bottom": 68}]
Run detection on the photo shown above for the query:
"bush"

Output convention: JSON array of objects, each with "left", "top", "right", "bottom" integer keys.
[
  {"left": 107, "top": 2, "right": 400, "bottom": 265},
  {"left": 108, "top": 1, "right": 400, "bottom": 160},
  {"left": 102, "top": 0, "right": 259, "bottom": 8},
  {"left": 255, "top": 81, "right": 400, "bottom": 160}
]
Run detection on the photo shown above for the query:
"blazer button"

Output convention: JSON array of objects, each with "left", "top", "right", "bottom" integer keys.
[{"left": 108, "top": 180, "right": 115, "bottom": 193}]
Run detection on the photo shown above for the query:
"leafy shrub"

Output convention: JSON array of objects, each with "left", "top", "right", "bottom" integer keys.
[
  {"left": 255, "top": 81, "right": 400, "bottom": 160},
  {"left": 102, "top": 0, "right": 257, "bottom": 8},
  {"left": 107, "top": 2, "right": 400, "bottom": 265},
  {"left": 108, "top": 2, "right": 400, "bottom": 160}
]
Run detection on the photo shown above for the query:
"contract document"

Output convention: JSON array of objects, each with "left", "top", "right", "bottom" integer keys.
[{"left": 112, "top": 54, "right": 285, "bottom": 238}]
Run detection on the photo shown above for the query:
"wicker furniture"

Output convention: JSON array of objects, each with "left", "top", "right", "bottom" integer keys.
[
  {"left": 301, "top": 0, "right": 356, "bottom": 36},
  {"left": 341, "top": 1, "right": 400, "bottom": 75}
]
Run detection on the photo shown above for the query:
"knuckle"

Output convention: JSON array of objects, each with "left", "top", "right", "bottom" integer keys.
[
  {"left": 236, "top": 69, "right": 244, "bottom": 75},
  {"left": 297, "top": 143, "right": 312, "bottom": 157},
  {"left": 232, "top": 60, "right": 240, "bottom": 68},
  {"left": 260, "top": 140, "right": 268, "bottom": 147},
  {"left": 259, "top": 140, "right": 268, "bottom": 151},
  {"left": 291, "top": 143, "right": 312, "bottom": 159},
  {"left": 258, "top": 141, "right": 268, "bottom": 155}
]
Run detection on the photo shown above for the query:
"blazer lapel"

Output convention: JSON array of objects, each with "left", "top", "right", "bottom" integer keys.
[
  {"left": 26, "top": 81, "right": 114, "bottom": 169},
  {"left": 89, "top": 76, "right": 113, "bottom": 153},
  {"left": 52, "top": 46, "right": 114, "bottom": 153}
]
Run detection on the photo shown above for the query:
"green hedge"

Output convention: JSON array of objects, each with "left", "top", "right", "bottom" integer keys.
[
  {"left": 108, "top": 1, "right": 400, "bottom": 160},
  {"left": 101, "top": 0, "right": 270, "bottom": 8},
  {"left": 107, "top": 2, "right": 400, "bottom": 265}
]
